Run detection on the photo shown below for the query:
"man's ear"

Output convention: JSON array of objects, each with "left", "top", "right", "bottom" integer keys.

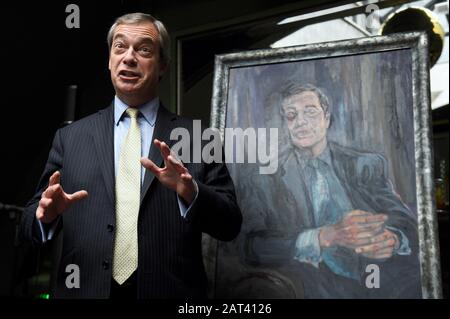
[
  {"left": 325, "top": 112, "right": 331, "bottom": 128},
  {"left": 108, "top": 56, "right": 112, "bottom": 70}
]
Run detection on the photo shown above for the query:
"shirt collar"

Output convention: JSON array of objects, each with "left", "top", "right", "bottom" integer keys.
[
  {"left": 293, "top": 142, "right": 333, "bottom": 168},
  {"left": 114, "top": 95, "right": 159, "bottom": 126},
  {"left": 316, "top": 146, "right": 332, "bottom": 167}
]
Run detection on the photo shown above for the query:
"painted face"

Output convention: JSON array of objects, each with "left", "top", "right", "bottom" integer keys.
[
  {"left": 282, "top": 91, "right": 330, "bottom": 154},
  {"left": 108, "top": 22, "right": 166, "bottom": 106}
]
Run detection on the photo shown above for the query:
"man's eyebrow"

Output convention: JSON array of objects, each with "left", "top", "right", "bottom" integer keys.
[
  {"left": 304, "top": 104, "right": 321, "bottom": 109},
  {"left": 113, "top": 33, "right": 155, "bottom": 44}
]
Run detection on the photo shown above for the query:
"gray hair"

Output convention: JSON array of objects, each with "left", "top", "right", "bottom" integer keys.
[
  {"left": 107, "top": 13, "right": 170, "bottom": 65},
  {"left": 279, "top": 82, "right": 331, "bottom": 115}
]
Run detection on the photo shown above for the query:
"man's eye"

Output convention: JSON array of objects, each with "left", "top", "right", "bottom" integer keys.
[
  {"left": 139, "top": 47, "right": 152, "bottom": 55},
  {"left": 305, "top": 109, "right": 319, "bottom": 116},
  {"left": 113, "top": 43, "right": 126, "bottom": 52},
  {"left": 286, "top": 113, "right": 297, "bottom": 120}
]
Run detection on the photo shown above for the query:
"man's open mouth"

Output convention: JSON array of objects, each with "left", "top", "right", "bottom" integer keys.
[
  {"left": 118, "top": 70, "right": 140, "bottom": 79},
  {"left": 295, "top": 130, "right": 312, "bottom": 138}
]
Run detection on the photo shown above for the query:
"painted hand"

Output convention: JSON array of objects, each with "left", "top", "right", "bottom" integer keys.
[
  {"left": 354, "top": 229, "right": 399, "bottom": 259},
  {"left": 319, "top": 210, "right": 388, "bottom": 249}
]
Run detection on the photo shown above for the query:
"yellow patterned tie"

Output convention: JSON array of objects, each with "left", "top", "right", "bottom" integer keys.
[{"left": 113, "top": 108, "right": 141, "bottom": 284}]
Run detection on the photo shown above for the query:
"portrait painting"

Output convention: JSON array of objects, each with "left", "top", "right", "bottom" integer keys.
[{"left": 209, "top": 32, "right": 442, "bottom": 299}]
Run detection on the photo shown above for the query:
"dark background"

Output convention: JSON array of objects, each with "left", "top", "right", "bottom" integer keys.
[{"left": 0, "top": 1, "right": 132, "bottom": 207}]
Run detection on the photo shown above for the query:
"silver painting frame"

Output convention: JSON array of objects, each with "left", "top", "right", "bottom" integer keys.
[{"left": 209, "top": 32, "right": 442, "bottom": 299}]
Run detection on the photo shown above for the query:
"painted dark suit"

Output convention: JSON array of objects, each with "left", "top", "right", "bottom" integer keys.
[{"left": 240, "top": 142, "right": 421, "bottom": 298}]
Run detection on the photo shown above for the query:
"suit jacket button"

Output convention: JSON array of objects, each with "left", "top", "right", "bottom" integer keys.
[
  {"left": 107, "top": 224, "right": 114, "bottom": 232},
  {"left": 102, "top": 260, "right": 110, "bottom": 270}
]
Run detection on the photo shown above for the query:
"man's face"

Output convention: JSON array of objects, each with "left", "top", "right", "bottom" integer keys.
[
  {"left": 282, "top": 91, "right": 330, "bottom": 153},
  {"left": 108, "top": 22, "right": 166, "bottom": 105}
]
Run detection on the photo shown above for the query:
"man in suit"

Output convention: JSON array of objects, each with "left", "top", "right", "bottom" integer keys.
[
  {"left": 20, "top": 12, "right": 242, "bottom": 299},
  {"left": 241, "top": 82, "right": 421, "bottom": 298}
]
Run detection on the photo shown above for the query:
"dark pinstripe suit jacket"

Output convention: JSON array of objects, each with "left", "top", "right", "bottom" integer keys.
[{"left": 20, "top": 104, "right": 242, "bottom": 298}]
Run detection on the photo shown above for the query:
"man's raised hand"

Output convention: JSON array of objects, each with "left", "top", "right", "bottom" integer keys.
[
  {"left": 140, "top": 139, "right": 196, "bottom": 204},
  {"left": 36, "top": 171, "right": 88, "bottom": 224}
]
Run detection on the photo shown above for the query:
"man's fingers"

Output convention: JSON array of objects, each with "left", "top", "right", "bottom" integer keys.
[
  {"left": 49, "top": 171, "right": 60, "bottom": 186},
  {"left": 141, "top": 157, "right": 161, "bottom": 175},
  {"left": 345, "top": 230, "right": 389, "bottom": 246},
  {"left": 345, "top": 231, "right": 380, "bottom": 242},
  {"left": 40, "top": 197, "right": 53, "bottom": 209},
  {"left": 36, "top": 197, "right": 53, "bottom": 220},
  {"left": 154, "top": 139, "right": 171, "bottom": 158},
  {"left": 346, "top": 210, "right": 372, "bottom": 217},
  {"left": 335, "top": 220, "right": 383, "bottom": 237},
  {"left": 343, "top": 223, "right": 385, "bottom": 240},
  {"left": 42, "top": 184, "right": 62, "bottom": 199},
  {"left": 368, "top": 230, "right": 395, "bottom": 244},
  {"left": 355, "top": 236, "right": 397, "bottom": 254},
  {"left": 36, "top": 203, "right": 49, "bottom": 220},
  {"left": 361, "top": 247, "right": 394, "bottom": 259},
  {"left": 36, "top": 206, "right": 44, "bottom": 220},
  {"left": 167, "top": 155, "right": 186, "bottom": 174},
  {"left": 353, "top": 214, "right": 387, "bottom": 224},
  {"left": 68, "top": 190, "right": 88, "bottom": 202},
  {"left": 180, "top": 172, "right": 193, "bottom": 183},
  {"left": 155, "top": 139, "right": 182, "bottom": 165},
  {"left": 358, "top": 220, "right": 385, "bottom": 229},
  {"left": 344, "top": 213, "right": 387, "bottom": 226}
]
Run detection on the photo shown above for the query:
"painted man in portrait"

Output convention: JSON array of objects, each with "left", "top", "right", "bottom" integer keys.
[{"left": 239, "top": 82, "right": 422, "bottom": 298}]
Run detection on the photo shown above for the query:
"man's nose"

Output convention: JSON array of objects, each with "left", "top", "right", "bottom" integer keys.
[
  {"left": 294, "top": 113, "right": 308, "bottom": 126},
  {"left": 123, "top": 47, "right": 137, "bottom": 66}
]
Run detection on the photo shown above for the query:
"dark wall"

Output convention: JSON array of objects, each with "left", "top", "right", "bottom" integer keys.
[{"left": 0, "top": 1, "right": 144, "bottom": 207}]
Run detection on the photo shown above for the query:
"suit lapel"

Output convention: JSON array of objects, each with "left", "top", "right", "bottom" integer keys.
[
  {"left": 329, "top": 142, "right": 363, "bottom": 211},
  {"left": 281, "top": 152, "right": 315, "bottom": 227},
  {"left": 329, "top": 143, "right": 354, "bottom": 201},
  {"left": 92, "top": 104, "right": 116, "bottom": 205},
  {"left": 140, "top": 104, "right": 177, "bottom": 204}
]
